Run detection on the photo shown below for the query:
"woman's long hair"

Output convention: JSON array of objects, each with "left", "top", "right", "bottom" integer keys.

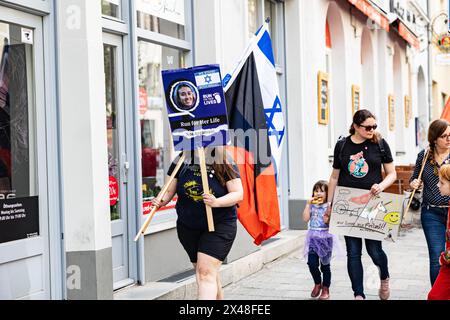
[
  {"left": 349, "top": 109, "right": 381, "bottom": 144},
  {"left": 183, "top": 147, "right": 238, "bottom": 187},
  {"left": 428, "top": 119, "right": 450, "bottom": 166}
]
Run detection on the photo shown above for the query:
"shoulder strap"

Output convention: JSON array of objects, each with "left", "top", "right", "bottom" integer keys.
[
  {"left": 378, "top": 138, "right": 386, "bottom": 162},
  {"left": 338, "top": 136, "right": 349, "bottom": 163}
]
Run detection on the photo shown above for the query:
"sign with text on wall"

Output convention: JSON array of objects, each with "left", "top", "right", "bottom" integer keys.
[
  {"left": 329, "top": 187, "right": 405, "bottom": 242},
  {"left": 161, "top": 64, "right": 230, "bottom": 151},
  {"left": 0, "top": 197, "right": 39, "bottom": 244}
]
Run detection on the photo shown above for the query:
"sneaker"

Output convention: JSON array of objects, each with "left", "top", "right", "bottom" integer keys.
[
  {"left": 311, "top": 284, "right": 322, "bottom": 298},
  {"left": 379, "top": 278, "right": 390, "bottom": 300},
  {"left": 319, "top": 286, "right": 330, "bottom": 300},
  {"left": 354, "top": 295, "right": 365, "bottom": 300}
]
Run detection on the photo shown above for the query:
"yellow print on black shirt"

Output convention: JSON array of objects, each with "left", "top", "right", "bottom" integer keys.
[{"left": 183, "top": 180, "right": 213, "bottom": 202}]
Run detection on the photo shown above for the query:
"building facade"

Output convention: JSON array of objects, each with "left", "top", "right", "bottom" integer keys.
[
  {"left": 429, "top": 0, "right": 450, "bottom": 119},
  {"left": 0, "top": 0, "right": 434, "bottom": 300},
  {"left": 286, "top": 0, "right": 430, "bottom": 227}
]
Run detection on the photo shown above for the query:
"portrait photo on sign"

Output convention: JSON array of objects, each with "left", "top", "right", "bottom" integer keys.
[{"left": 169, "top": 81, "right": 200, "bottom": 114}]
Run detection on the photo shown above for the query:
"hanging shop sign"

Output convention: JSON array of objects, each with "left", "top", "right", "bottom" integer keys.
[{"left": 431, "top": 12, "right": 450, "bottom": 54}]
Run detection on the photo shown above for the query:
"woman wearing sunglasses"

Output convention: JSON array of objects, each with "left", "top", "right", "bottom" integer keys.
[
  {"left": 327, "top": 109, "right": 397, "bottom": 300},
  {"left": 409, "top": 119, "right": 450, "bottom": 288}
]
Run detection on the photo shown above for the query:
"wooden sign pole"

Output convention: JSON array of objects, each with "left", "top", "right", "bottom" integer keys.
[
  {"left": 134, "top": 154, "right": 186, "bottom": 242},
  {"left": 198, "top": 147, "right": 215, "bottom": 232},
  {"left": 401, "top": 149, "right": 430, "bottom": 229}
]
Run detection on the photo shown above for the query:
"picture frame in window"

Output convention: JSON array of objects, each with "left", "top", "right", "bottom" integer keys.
[
  {"left": 388, "top": 94, "right": 395, "bottom": 131},
  {"left": 317, "top": 71, "right": 329, "bottom": 125},
  {"left": 404, "top": 95, "right": 411, "bottom": 128},
  {"left": 352, "top": 85, "right": 360, "bottom": 116}
]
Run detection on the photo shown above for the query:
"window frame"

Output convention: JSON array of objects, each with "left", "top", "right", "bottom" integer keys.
[{"left": 134, "top": 0, "right": 194, "bottom": 234}]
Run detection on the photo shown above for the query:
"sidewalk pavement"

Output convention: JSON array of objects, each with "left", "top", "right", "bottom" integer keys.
[
  {"left": 115, "top": 210, "right": 431, "bottom": 300},
  {"left": 224, "top": 226, "right": 431, "bottom": 300},
  {"left": 114, "top": 229, "right": 306, "bottom": 300}
]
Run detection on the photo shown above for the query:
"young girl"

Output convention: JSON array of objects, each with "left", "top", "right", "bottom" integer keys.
[
  {"left": 428, "top": 164, "right": 450, "bottom": 300},
  {"left": 303, "top": 180, "right": 343, "bottom": 300}
]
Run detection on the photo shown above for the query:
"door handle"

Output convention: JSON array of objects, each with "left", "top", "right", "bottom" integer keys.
[{"left": 123, "top": 161, "right": 130, "bottom": 183}]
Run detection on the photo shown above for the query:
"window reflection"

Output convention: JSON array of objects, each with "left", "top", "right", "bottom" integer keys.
[
  {"left": 248, "top": 0, "right": 258, "bottom": 38},
  {"left": 102, "top": 0, "right": 121, "bottom": 19},
  {"left": 0, "top": 22, "right": 36, "bottom": 199},
  {"left": 264, "top": 0, "right": 278, "bottom": 63},
  {"left": 138, "top": 41, "right": 184, "bottom": 203},
  {"left": 104, "top": 44, "right": 121, "bottom": 221}
]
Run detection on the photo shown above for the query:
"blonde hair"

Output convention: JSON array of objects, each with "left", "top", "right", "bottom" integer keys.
[{"left": 439, "top": 164, "right": 450, "bottom": 182}]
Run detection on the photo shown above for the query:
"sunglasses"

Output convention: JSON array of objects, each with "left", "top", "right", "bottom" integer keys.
[{"left": 359, "top": 124, "right": 378, "bottom": 131}]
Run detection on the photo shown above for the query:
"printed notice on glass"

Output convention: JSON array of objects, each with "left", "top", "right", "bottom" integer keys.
[{"left": 0, "top": 197, "right": 39, "bottom": 244}]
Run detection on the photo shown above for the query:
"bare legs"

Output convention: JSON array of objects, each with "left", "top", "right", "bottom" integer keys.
[{"left": 193, "top": 253, "right": 223, "bottom": 300}]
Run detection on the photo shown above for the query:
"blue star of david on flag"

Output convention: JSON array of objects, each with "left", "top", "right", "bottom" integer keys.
[{"left": 265, "top": 96, "right": 285, "bottom": 147}]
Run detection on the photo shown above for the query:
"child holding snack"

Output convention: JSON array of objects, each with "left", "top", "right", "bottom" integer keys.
[{"left": 303, "top": 180, "right": 343, "bottom": 300}]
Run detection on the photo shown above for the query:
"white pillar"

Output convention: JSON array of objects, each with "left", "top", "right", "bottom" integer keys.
[{"left": 57, "top": 0, "right": 112, "bottom": 299}]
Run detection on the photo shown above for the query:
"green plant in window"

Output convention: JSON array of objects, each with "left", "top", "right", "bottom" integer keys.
[
  {"left": 110, "top": 203, "right": 120, "bottom": 220},
  {"left": 153, "top": 186, "right": 161, "bottom": 196}
]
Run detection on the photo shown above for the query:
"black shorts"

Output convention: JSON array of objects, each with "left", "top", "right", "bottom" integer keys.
[{"left": 177, "top": 220, "right": 237, "bottom": 263}]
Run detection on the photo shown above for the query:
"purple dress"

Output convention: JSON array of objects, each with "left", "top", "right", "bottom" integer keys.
[{"left": 303, "top": 203, "right": 344, "bottom": 265}]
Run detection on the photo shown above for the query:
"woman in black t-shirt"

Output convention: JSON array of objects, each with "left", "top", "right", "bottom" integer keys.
[
  {"left": 152, "top": 146, "right": 243, "bottom": 300},
  {"left": 327, "top": 110, "right": 397, "bottom": 300}
]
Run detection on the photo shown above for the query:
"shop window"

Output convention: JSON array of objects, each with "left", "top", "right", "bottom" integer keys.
[
  {"left": 0, "top": 22, "right": 37, "bottom": 200},
  {"left": 264, "top": 0, "right": 278, "bottom": 63},
  {"left": 102, "top": 0, "right": 121, "bottom": 19},
  {"left": 0, "top": 20, "right": 41, "bottom": 244},
  {"left": 104, "top": 44, "right": 121, "bottom": 221},
  {"left": 138, "top": 41, "right": 185, "bottom": 205},
  {"left": 248, "top": 0, "right": 283, "bottom": 66},
  {"left": 136, "top": 0, "right": 186, "bottom": 40}
]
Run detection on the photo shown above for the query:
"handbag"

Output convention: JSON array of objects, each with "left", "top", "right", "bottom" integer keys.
[{"left": 410, "top": 190, "right": 422, "bottom": 211}]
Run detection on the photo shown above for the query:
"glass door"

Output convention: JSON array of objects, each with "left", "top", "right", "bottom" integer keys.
[
  {"left": 0, "top": 8, "right": 51, "bottom": 299},
  {"left": 103, "top": 33, "right": 132, "bottom": 289}
]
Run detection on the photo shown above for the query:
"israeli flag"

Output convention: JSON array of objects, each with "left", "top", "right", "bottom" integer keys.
[
  {"left": 195, "top": 70, "right": 222, "bottom": 89},
  {"left": 224, "top": 23, "right": 286, "bottom": 178}
]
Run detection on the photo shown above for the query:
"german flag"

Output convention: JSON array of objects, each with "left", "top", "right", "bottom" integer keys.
[
  {"left": 223, "top": 23, "right": 285, "bottom": 245},
  {"left": 441, "top": 97, "right": 450, "bottom": 123}
]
